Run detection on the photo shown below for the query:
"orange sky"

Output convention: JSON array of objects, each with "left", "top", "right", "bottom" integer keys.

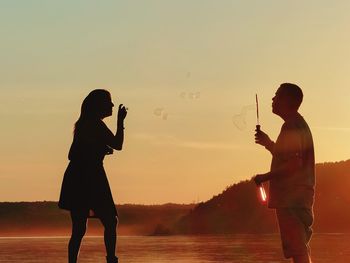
[{"left": 1, "top": 1, "right": 350, "bottom": 203}]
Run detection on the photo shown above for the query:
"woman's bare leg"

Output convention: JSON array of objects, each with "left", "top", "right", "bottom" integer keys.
[
  {"left": 99, "top": 214, "right": 118, "bottom": 262},
  {"left": 68, "top": 211, "right": 88, "bottom": 263}
]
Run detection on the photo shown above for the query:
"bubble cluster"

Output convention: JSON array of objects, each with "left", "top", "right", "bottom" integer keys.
[
  {"left": 180, "top": 91, "right": 201, "bottom": 99},
  {"left": 153, "top": 107, "right": 168, "bottom": 120}
]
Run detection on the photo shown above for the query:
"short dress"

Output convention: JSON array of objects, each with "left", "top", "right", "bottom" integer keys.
[{"left": 58, "top": 119, "right": 118, "bottom": 218}]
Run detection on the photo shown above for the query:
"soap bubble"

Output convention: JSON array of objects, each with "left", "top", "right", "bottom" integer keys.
[
  {"left": 232, "top": 105, "right": 255, "bottom": 130},
  {"left": 180, "top": 91, "right": 201, "bottom": 100},
  {"left": 188, "top": 92, "right": 195, "bottom": 99},
  {"left": 232, "top": 114, "right": 247, "bottom": 130},
  {"left": 153, "top": 107, "right": 164, "bottom": 117},
  {"left": 180, "top": 92, "right": 187, "bottom": 99}
]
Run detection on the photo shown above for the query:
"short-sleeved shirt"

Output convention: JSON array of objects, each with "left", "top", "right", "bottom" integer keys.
[{"left": 268, "top": 113, "right": 315, "bottom": 208}]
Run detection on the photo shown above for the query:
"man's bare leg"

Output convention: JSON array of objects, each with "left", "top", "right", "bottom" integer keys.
[{"left": 292, "top": 254, "right": 311, "bottom": 263}]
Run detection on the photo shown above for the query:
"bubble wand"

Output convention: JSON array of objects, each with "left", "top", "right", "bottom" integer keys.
[
  {"left": 256, "top": 94, "right": 260, "bottom": 132},
  {"left": 256, "top": 94, "right": 267, "bottom": 203}
]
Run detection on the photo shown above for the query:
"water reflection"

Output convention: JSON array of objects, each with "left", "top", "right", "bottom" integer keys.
[{"left": 0, "top": 234, "right": 348, "bottom": 263}]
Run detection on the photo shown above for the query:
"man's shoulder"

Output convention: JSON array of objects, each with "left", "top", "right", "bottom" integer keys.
[{"left": 282, "top": 114, "right": 309, "bottom": 131}]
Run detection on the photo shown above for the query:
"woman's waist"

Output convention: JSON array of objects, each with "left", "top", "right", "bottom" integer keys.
[
  {"left": 68, "top": 158, "right": 104, "bottom": 167},
  {"left": 69, "top": 153, "right": 105, "bottom": 162}
]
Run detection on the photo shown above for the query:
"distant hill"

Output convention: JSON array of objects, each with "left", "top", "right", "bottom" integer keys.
[
  {"left": 1, "top": 160, "right": 350, "bottom": 236},
  {"left": 173, "top": 160, "right": 350, "bottom": 234},
  {"left": 0, "top": 202, "right": 194, "bottom": 236}
]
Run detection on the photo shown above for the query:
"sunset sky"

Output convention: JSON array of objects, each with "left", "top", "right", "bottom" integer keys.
[{"left": 1, "top": 1, "right": 350, "bottom": 204}]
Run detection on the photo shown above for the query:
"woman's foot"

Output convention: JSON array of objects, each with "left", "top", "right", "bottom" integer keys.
[{"left": 106, "top": 256, "right": 118, "bottom": 263}]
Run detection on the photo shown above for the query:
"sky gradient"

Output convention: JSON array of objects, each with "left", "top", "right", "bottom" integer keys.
[{"left": 1, "top": 1, "right": 350, "bottom": 204}]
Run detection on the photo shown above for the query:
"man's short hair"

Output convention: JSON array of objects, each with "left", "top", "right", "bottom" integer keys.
[{"left": 279, "top": 83, "right": 303, "bottom": 110}]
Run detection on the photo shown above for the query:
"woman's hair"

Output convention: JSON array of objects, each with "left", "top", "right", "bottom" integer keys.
[{"left": 74, "top": 89, "right": 111, "bottom": 135}]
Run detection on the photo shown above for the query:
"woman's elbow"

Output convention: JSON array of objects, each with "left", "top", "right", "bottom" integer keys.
[
  {"left": 115, "top": 146, "right": 123, "bottom": 151},
  {"left": 110, "top": 140, "right": 123, "bottom": 150},
  {"left": 112, "top": 143, "right": 123, "bottom": 151}
]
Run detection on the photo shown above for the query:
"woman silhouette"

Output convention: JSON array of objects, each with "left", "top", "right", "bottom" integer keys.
[{"left": 58, "top": 89, "right": 127, "bottom": 263}]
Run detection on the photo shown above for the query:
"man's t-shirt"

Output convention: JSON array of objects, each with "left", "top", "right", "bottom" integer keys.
[{"left": 268, "top": 113, "right": 315, "bottom": 209}]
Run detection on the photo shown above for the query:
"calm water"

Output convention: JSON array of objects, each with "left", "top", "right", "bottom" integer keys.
[{"left": 0, "top": 234, "right": 349, "bottom": 263}]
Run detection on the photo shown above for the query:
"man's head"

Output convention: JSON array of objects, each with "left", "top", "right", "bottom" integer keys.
[{"left": 272, "top": 83, "right": 303, "bottom": 117}]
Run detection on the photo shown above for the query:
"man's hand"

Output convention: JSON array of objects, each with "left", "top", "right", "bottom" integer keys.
[
  {"left": 255, "top": 128, "right": 273, "bottom": 148},
  {"left": 253, "top": 173, "right": 269, "bottom": 185}
]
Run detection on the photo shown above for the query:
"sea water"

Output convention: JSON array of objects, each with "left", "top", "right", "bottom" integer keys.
[{"left": 0, "top": 234, "right": 349, "bottom": 263}]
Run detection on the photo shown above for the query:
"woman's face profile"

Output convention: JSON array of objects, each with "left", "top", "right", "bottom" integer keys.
[{"left": 100, "top": 94, "right": 114, "bottom": 119}]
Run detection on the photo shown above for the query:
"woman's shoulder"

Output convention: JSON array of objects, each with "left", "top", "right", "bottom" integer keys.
[
  {"left": 96, "top": 119, "right": 111, "bottom": 132},
  {"left": 75, "top": 118, "right": 111, "bottom": 138},
  {"left": 74, "top": 119, "right": 101, "bottom": 137},
  {"left": 92, "top": 119, "right": 113, "bottom": 139}
]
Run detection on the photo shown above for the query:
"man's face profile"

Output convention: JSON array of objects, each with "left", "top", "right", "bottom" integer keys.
[
  {"left": 272, "top": 86, "right": 296, "bottom": 117},
  {"left": 272, "top": 87, "right": 285, "bottom": 116}
]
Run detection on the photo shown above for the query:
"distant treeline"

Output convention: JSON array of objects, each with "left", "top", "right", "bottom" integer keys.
[
  {"left": 1, "top": 160, "right": 350, "bottom": 236},
  {"left": 0, "top": 202, "right": 194, "bottom": 236},
  {"left": 173, "top": 160, "right": 350, "bottom": 234}
]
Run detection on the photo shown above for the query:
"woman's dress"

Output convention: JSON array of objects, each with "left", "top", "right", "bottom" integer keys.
[{"left": 58, "top": 119, "right": 117, "bottom": 218}]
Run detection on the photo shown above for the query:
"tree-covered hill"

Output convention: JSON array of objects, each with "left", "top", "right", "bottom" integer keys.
[{"left": 173, "top": 160, "right": 350, "bottom": 234}]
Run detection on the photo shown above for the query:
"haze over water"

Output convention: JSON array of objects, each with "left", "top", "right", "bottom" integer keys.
[{"left": 0, "top": 234, "right": 348, "bottom": 263}]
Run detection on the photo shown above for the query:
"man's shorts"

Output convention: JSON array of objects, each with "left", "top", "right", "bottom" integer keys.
[{"left": 276, "top": 208, "right": 314, "bottom": 258}]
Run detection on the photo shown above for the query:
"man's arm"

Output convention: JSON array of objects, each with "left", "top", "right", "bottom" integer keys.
[
  {"left": 254, "top": 128, "right": 303, "bottom": 185},
  {"left": 255, "top": 128, "right": 275, "bottom": 154},
  {"left": 254, "top": 155, "right": 303, "bottom": 185}
]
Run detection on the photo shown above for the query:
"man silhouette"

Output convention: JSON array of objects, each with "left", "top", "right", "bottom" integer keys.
[{"left": 254, "top": 83, "right": 315, "bottom": 263}]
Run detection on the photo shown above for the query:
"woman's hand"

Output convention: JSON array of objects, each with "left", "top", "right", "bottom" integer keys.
[{"left": 117, "top": 104, "right": 127, "bottom": 125}]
